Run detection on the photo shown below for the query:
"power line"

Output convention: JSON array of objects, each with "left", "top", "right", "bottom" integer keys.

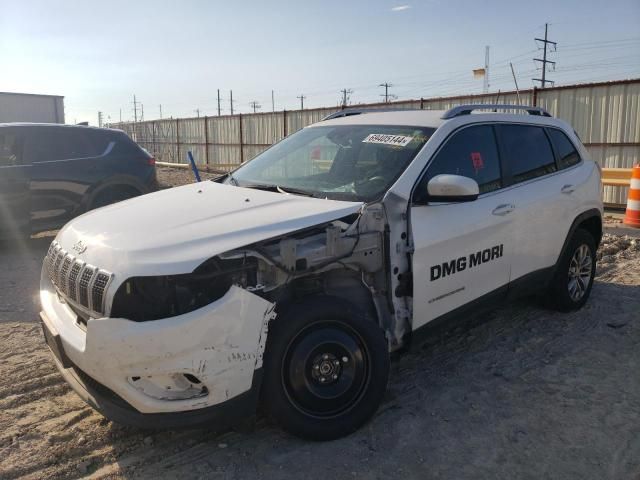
[{"left": 533, "top": 23, "right": 557, "bottom": 88}]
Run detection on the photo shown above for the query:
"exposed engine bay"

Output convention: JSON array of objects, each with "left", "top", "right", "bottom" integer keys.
[{"left": 110, "top": 202, "right": 412, "bottom": 350}]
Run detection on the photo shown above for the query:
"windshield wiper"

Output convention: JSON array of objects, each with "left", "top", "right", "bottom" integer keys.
[{"left": 242, "top": 183, "right": 317, "bottom": 197}]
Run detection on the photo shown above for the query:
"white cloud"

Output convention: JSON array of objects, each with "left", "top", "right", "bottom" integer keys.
[{"left": 391, "top": 4, "right": 411, "bottom": 11}]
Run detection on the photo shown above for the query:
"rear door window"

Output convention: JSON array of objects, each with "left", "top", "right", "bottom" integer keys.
[
  {"left": 419, "top": 124, "right": 502, "bottom": 197},
  {"left": 547, "top": 128, "right": 581, "bottom": 169},
  {"left": 28, "top": 128, "right": 98, "bottom": 163},
  {"left": 497, "top": 125, "right": 556, "bottom": 183},
  {"left": 0, "top": 131, "right": 24, "bottom": 167}
]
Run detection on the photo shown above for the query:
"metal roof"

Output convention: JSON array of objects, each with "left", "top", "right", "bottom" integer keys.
[{"left": 0, "top": 91, "right": 64, "bottom": 98}]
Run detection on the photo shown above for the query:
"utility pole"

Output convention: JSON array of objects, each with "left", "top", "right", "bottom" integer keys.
[
  {"left": 159, "top": 104, "right": 163, "bottom": 119},
  {"left": 97, "top": 111, "right": 103, "bottom": 127},
  {"left": 194, "top": 108, "right": 200, "bottom": 118},
  {"left": 483, "top": 46, "right": 490, "bottom": 94},
  {"left": 230, "top": 90, "right": 234, "bottom": 115},
  {"left": 140, "top": 104, "right": 144, "bottom": 121},
  {"left": 297, "top": 94, "right": 306, "bottom": 110},
  {"left": 272, "top": 90, "right": 275, "bottom": 112},
  {"left": 340, "top": 88, "right": 353, "bottom": 108},
  {"left": 132, "top": 94, "right": 140, "bottom": 123},
  {"left": 119, "top": 108, "right": 122, "bottom": 123},
  {"left": 217, "top": 89, "right": 221, "bottom": 116},
  {"left": 533, "top": 23, "right": 556, "bottom": 88},
  {"left": 249, "top": 101, "right": 261, "bottom": 113},
  {"left": 379, "top": 83, "right": 393, "bottom": 103}
]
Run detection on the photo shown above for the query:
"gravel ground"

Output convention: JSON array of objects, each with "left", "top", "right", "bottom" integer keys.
[{"left": 0, "top": 168, "right": 639, "bottom": 479}]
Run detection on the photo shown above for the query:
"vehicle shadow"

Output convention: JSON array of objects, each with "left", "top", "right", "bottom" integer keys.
[
  {"left": 96, "top": 280, "right": 639, "bottom": 480},
  {"left": 0, "top": 235, "right": 53, "bottom": 325}
]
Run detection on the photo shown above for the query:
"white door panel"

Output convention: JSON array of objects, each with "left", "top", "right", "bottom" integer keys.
[
  {"left": 509, "top": 170, "right": 581, "bottom": 281},
  {"left": 410, "top": 194, "right": 513, "bottom": 330},
  {"left": 498, "top": 125, "right": 587, "bottom": 282}
]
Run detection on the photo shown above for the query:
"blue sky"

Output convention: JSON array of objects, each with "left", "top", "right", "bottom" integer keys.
[{"left": 1, "top": 0, "right": 639, "bottom": 124}]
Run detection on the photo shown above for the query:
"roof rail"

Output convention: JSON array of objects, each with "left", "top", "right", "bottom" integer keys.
[
  {"left": 441, "top": 104, "right": 551, "bottom": 120},
  {"left": 322, "top": 108, "right": 417, "bottom": 121}
]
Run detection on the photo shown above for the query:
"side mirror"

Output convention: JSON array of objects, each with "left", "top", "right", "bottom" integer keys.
[{"left": 426, "top": 174, "right": 479, "bottom": 203}]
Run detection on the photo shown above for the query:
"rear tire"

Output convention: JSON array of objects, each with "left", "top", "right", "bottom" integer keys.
[
  {"left": 262, "top": 296, "right": 389, "bottom": 441},
  {"left": 90, "top": 186, "right": 140, "bottom": 210},
  {"left": 547, "top": 228, "right": 597, "bottom": 311}
]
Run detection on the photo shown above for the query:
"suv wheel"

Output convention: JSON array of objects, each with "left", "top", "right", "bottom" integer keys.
[
  {"left": 548, "top": 228, "right": 597, "bottom": 311},
  {"left": 262, "top": 296, "right": 389, "bottom": 440},
  {"left": 91, "top": 186, "right": 140, "bottom": 210}
]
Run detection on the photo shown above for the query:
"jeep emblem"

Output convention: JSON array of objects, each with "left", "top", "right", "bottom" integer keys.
[{"left": 72, "top": 240, "right": 87, "bottom": 254}]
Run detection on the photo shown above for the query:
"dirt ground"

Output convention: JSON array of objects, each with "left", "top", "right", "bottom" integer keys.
[
  {"left": 156, "top": 165, "right": 223, "bottom": 189},
  {"left": 1, "top": 167, "right": 639, "bottom": 479}
]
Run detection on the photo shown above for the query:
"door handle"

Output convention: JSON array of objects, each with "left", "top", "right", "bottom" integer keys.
[
  {"left": 561, "top": 184, "right": 575, "bottom": 194},
  {"left": 492, "top": 204, "right": 515, "bottom": 216}
]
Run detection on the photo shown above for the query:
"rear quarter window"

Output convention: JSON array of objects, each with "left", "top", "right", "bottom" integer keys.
[
  {"left": 110, "top": 132, "right": 147, "bottom": 156},
  {"left": 547, "top": 128, "right": 581, "bottom": 169}
]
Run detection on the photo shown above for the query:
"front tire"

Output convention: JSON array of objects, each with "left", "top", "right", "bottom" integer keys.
[
  {"left": 547, "top": 228, "right": 597, "bottom": 311},
  {"left": 262, "top": 296, "right": 389, "bottom": 441}
]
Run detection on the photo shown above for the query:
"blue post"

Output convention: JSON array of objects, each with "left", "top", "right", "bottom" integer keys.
[{"left": 187, "top": 150, "right": 202, "bottom": 182}]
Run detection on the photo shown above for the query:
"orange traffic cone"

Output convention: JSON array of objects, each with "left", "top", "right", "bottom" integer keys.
[{"left": 623, "top": 164, "right": 640, "bottom": 228}]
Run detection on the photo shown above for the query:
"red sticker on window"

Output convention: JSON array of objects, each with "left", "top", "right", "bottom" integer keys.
[
  {"left": 310, "top": 146, "right": 322, "bottom": 160},
  {"left": 471, "top": 151, "right": 484, "bottom": 172}
]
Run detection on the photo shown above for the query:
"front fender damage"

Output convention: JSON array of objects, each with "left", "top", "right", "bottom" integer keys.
[{"left": 82, "top": 286, "right": 276, "bottom": 414}]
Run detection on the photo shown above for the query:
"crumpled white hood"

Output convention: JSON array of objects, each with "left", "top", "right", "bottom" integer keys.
[{"left": 55, "top": 181, "right": 362, "bottom": 279}]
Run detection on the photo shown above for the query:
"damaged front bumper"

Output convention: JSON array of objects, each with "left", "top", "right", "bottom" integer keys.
[{"left": 40, "top": 267, "right": 275, "bottom": 429}]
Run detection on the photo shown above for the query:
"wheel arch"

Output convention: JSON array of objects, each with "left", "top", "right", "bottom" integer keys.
[
  {"left": 555, "top": 208, "right": 602, "bottom": 273},
  {"left": 82, "top": 175, "right": 148, "bottom": 211},
  {"left": 274, "top": 270, "right": 380, "bottom": 325}
]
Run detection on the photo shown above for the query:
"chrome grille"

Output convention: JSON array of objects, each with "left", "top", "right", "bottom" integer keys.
[{"left": 45, "top": 241, "right": 113, "bottom": 316}]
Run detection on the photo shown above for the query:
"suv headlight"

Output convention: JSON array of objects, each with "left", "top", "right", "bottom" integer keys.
[{"left": 110, "top": 257, "right": 258, "bottom": 321}]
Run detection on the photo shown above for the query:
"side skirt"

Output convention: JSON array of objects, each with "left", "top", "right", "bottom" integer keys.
[{"left": 408, "top": 266, "right": 555, "bottom": 350}]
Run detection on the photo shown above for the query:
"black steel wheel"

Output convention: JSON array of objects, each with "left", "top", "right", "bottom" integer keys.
[{"left": 262, "top": 296, "right": 389, "bottom": 440}]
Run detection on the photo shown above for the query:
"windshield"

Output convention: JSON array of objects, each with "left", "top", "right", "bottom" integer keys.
[{"left": 225, "top": 124, "right": 435, "bottom": 202}]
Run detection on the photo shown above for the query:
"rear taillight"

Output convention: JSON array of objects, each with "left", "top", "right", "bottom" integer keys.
[{"left": 147, "top": 157, "right": 156, "bottom": 166}]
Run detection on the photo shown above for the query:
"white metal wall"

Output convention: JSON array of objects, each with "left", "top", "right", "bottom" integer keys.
[
  {"left": 0, "top": 92, "right": 64, "bottom": 123},
  {"left": 111, "top": 79, "right": 640, "bottom": 204}
]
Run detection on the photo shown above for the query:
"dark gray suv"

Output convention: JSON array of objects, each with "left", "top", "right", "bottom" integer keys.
[{"left": 0, "top": 123, "right": 157, "bottom": 237}]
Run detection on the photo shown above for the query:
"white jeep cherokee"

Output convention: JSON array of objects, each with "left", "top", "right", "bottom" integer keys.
[{"left": 40, "top": 105, "right": 602, "bottom": 440}]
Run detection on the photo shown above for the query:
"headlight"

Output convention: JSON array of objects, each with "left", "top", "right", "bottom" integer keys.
[{"left": 110, "top": 257, "right": 258, "bottom": 321}]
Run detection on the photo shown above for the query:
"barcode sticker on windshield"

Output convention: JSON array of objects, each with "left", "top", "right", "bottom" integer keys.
[{"left": 362, "top": 134, "right": 414, "bottom": 147}]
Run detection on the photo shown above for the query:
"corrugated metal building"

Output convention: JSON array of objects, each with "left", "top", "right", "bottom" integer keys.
[
  {"left": 0, "top": 92, "right": 65, "bottom": 124},
  {"left": 113, "top": 78, "right": 640, "bottom": 206}
]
